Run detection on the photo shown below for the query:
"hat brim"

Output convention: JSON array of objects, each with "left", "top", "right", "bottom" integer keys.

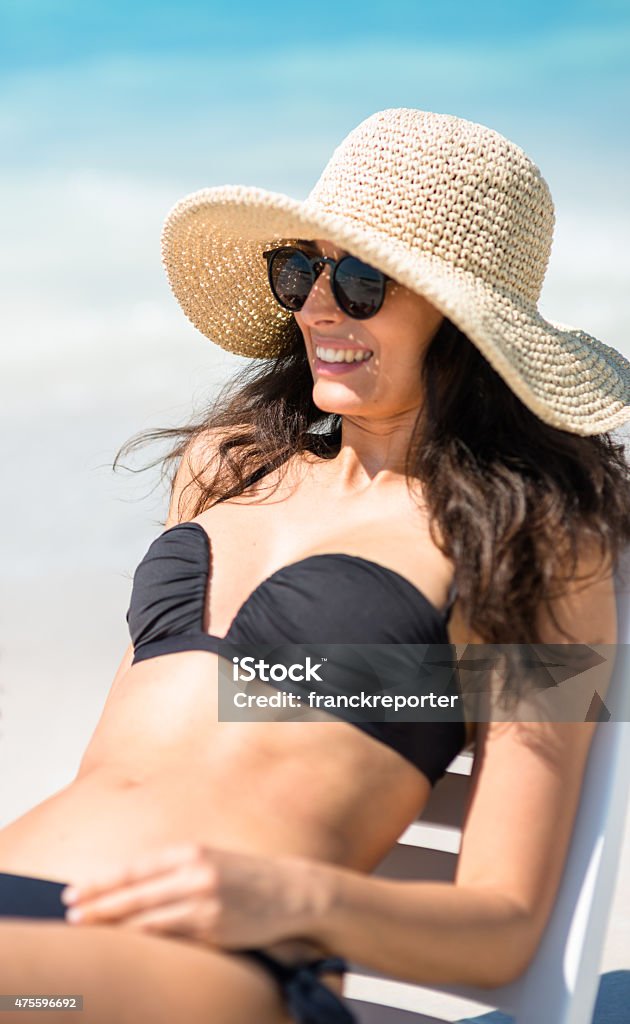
[{"left": 161, "top": 185, "right": 630, "bottom": 436}]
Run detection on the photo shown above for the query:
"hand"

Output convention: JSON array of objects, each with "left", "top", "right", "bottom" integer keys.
[{"left": 60, "top": 842, "right": 329, "bottom": 951}]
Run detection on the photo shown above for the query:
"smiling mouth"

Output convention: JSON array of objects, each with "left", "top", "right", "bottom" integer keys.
[{"left": 314, "top": 345, "right": 374, "bottom": 364}]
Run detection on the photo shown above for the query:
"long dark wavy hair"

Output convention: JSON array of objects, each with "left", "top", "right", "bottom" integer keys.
[{"left": 114, "top": 315, "right": 630, "bottom": 706}]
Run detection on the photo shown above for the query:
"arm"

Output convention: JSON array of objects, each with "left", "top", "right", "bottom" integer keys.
[{"left": 302, "top": 544, "right": 617, "bottom": 988}]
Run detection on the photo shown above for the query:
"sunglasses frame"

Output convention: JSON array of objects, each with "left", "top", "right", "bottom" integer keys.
[{"left": 262, "top": 245, "right": 391, "bottom": 320}]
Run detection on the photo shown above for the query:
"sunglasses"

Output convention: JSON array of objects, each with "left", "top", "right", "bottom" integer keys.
[{"left": 262, "top": 245, "right": 391, "bottom": 320}]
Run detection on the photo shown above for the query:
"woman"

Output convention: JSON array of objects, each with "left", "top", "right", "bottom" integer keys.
[{"left": 1, "top": 108, "right": 629, "bottom": 1024}]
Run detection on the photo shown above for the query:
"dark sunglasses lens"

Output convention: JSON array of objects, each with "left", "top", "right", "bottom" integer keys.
[
  {"left": 334, "top": 257, "right": 385, "bottom": 318},
  {"left": 269, "top": 249, "right": 314, "bottom": 311}
]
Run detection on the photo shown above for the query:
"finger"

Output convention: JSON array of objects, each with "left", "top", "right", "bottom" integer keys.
[
  {"left": 119, "top": 897, "right": 218, "bottom": 941},
  {"left": 65, "top": 861, "right": 215, "bottom": 924},
  {"left": 61, "top": 842, "right": 206, "bottom": 904},
  {"left": 65, "top": 862, "right": 213, "bottom": 923}
]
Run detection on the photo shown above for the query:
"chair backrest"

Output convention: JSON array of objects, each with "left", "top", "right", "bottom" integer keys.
[{"left": 344, "top": 558, "right": 630, "bottom": 1024}]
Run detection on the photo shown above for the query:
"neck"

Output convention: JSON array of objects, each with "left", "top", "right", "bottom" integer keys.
[{"left": 316, "top": 412, "right": 421, "bottom": 497}]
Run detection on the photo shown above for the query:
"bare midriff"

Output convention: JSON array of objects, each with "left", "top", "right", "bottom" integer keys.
[
  {"left": 0, "top": 651, "right": 440, "bottom": 886},
  {"left": 0, "top": 448, "right": 473, "bottom": 890}
]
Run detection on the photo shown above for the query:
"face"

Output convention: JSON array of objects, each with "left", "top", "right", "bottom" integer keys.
[{"left": 290, "top": 240, "right": 444, "bottom": 423}]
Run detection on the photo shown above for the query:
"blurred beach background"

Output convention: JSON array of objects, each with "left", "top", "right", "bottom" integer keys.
[{"left": 1, "top": 0, "right": 629, "bottom": 992}]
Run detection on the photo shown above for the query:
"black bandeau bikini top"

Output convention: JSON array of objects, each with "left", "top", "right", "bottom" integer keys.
[{"left": 125, "top": 431, "right": 465, "bottom": 785}]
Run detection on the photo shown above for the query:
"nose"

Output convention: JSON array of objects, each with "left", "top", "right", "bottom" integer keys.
[{"left": 298, "top": 265, "right": 344, "bottom": 327}]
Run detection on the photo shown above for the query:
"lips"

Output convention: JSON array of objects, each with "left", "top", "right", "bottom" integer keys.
[
  {"left": 311, "top": 336, "right": 374, "bottom": 378},
  {"left": 314, "top": 353, "right": 373, "bottom": 376}
]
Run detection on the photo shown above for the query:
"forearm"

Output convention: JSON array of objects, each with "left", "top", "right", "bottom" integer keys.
[{"left": 301, "top": 862, "right": 533, "bottom": 989}]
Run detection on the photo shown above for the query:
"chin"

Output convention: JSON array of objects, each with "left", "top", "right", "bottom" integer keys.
[{"left": 312, "top": 385, "right": 367, "bottom": 416}]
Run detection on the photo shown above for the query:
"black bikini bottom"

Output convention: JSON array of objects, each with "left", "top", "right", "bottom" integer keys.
[{"left": 0, "top": 871, "right": 356, "bottom": 1024}]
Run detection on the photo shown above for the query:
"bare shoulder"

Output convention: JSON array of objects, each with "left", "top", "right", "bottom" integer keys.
[
  {"left": 453, "top": 542, "right": 617, "bottom": 980},
  {"left": 95, "top": 426, "right": 243, "bottom": 714},
  {"left": 164, "top": 425, "right": 244, "bottom": 528}
]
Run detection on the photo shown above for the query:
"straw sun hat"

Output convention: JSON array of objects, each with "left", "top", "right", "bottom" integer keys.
[{"left": 161, "top": 107, "right": 630, "bottom": 436}]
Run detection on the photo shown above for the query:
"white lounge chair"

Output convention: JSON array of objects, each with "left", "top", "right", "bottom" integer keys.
[{"left": 343, "top": 560, "right": 630, "bottom": 1024}]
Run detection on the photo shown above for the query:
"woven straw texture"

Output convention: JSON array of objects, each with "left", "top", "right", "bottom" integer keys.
[{"left": 161, "top": 108, "right": 630, "bottom": 436}]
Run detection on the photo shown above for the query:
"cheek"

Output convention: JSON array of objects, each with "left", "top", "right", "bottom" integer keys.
[
  {"left": 374, "top": 326, "right": 428, "bottom": 373},
  {"left": 373, "top": 294, "right": 440, "bottom": 351}
]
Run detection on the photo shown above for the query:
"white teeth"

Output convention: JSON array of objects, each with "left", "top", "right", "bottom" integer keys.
[{"left": 315, "top": 346, "right": 373, "bottom": 364}]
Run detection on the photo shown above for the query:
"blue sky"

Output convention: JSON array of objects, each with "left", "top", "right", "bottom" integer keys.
[
  {"left": 3, "top": 0, "right": 629, "bottom": 187},
  {"left": 1, "top": 0, "right": 629, "bottom": 397},
  {"left": 2, "top": 1, "right": 628, "bottom": 64}
]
